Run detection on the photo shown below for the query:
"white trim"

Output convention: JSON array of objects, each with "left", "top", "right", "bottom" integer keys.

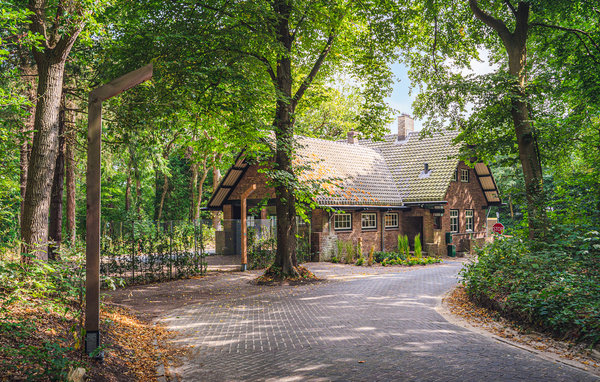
[
  {"left": 384, "top": 213, "right": 399, "bottom": 228},
  {"left": 461, "top": 168, "right": 470, "bottom": 183},
  {"left": 450, "top": 209, "right": 459, "bottom": 232},
  {"left": 334, "top": 213, "right": 352, "bottom": 231},
  {"left": 465, "top": 209, "right": 474, "bottom": 232},
  {"left": 361, "top": 212, "right": 377, "bottom": 230}
]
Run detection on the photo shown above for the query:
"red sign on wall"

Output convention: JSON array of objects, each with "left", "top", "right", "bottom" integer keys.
[{"left": 492, "top": 223, "right": 505, "bottom": 235}]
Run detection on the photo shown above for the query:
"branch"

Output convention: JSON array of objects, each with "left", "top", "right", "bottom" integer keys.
[
  {"left": 195, "top": 2, "right": 257, "bottom": 33},
  {"left": 231, "top": 49, "right": 276, "bottom": 84},
  {"left": 291, "top": 0, "right": 314, "bottom": 42},
  {"left": 468, "top": 0, "right": 511, "bottom": 42},
  {"left": 292, "top": 32, "right": 336, "bottom": 105},
  {"left": 531, "top": 22, "right": 600, "bottom": 56},
  {"left": 504, "top": 0, "right": 517, "bottom": 17}
]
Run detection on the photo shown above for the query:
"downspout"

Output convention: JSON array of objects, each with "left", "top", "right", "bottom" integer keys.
[{"left": 380, "top": 211, "right": 385, "bottom": 251}]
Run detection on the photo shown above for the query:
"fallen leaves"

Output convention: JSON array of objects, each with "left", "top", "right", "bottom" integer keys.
[{"left": 445, "top": 286, "right": 600, "bottom": 372}]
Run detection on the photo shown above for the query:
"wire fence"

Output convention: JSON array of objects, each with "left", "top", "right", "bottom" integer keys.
[{"left": 100, "top": 218, "right": 311, "bottom": 288}]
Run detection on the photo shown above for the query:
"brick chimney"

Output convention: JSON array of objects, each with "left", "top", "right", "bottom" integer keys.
[
  {"left": 397, "top": 114, "right": 414, "bottom": 141},
  {"left": 347, "top": 130, "right": 359, "bottom": 144}
]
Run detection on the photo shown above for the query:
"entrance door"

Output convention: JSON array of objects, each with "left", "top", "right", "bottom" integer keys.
[{"left": 402, "top": 216, "right": 423, "bottom": 250}]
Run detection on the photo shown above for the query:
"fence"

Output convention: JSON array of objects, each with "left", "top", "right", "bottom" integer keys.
[{"left": 100, "top": 218, "right": 311, "bottom": 287}]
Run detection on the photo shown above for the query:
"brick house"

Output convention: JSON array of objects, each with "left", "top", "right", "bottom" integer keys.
[{"left": 207, "top": 115, "right": 501, "bottom": 258}]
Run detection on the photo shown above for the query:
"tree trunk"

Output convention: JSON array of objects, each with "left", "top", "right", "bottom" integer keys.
[
  {"left": 469, "top": 1, "right": 546, "bottom": 239},
  {"left": 65, "top": 117, "right": 76, "bottom": 244},
  {"left": 48, "top": 103, "right": 66, "bottom": 260},
  {"left": 157, "top": 170, "right": 169, "bottom": 221},
  {"left": 21, "top": 59, "right": 66, "bottom": 261},
  {"left": 272, "top": 1, "right": 299, "bottom": 275},
  {"left": 19, "top": 63, "right": 37, "bottom": 237},
  {"left": 212, "top": 159, "right": 222, "bottom": 230},
  {"left": 188, "top": 147, "right": 198, "bottom": 221},
  {"left": 195, "top": 157, "right": 210, "bottom": 221},
  {"left": 125, "top": 156, "right": 132, "bottom": 213}
]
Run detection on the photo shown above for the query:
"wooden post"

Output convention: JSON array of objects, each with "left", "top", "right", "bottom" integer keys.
[
  {"left": 240, "top": 184, "right": 256, "bottom": 271},
  {"left": 85, "top": 64, "right": 152, "bottom": 358}
]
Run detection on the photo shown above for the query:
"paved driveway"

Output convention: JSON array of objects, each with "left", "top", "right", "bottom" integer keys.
[{"left": 162, "top": 262, "right": 599, "bottom": 381}]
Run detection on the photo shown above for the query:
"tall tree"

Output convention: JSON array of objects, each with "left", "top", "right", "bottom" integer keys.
[
  {"left": 190, "top": 0, "right": 400, "bottom": 276},
  {"left": 405, "top": 0, "right": 599, "bottom": 239},
  {"left": 20, "top": 0, "right": 106, "bottom": 260}
]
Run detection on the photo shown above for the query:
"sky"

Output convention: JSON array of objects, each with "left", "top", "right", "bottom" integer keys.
[
  {"left": 386, "top": 53, "right": 496, "bottom": 134},
  {"left": 385, "top": 63, "right": 422, "bottom": 133}
]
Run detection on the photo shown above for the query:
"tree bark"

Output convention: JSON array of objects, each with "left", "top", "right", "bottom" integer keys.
[
  {"left": 189, "top": 157, "right": 198, "bottom": 221},
  {"left": 65, "top": 114, "right": 76, "bottom": 244},
  {"left": 157, "top": 169, "right": 169, "bottom": 221},
  {"left": 195, "top": 156, "right": 210, "bottom": 221},
  {"left": 125, "top": 154, "right": 132, "bottom": 213},
  {"left": 19, "top": 63, "right": 37, "bottom": 236},
  {"left": 21, "top": 0, "right": 84, "bottom": 260},
  {"left": 469, "top": 0, "right": 546, "bottom": 239},
  {"left": 212, "top": 157, "right": 223, "bottom": 230},
  {"left": 48, "top": 103, "right": 65, "bottom": 260},
  {"left": 21, "top": 58, "right": 67, "bottom": 260},
  {"left": 272, "top": 0, "right": 298, "bottom": 276}
]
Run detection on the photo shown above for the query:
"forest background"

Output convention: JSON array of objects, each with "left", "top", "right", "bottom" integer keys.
[{"left": 0, "top": 1, "right": 599, "bottom": 377}]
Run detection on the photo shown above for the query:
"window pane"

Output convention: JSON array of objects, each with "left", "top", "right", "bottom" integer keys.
[
  {"left": 362, "top": 213, "right": 376, "bottom": 229},
  {"left": 385, "top": 213, "right": 398, "bottom": 228},
  {"left": 334, "top": 214, "right": 352, "bottom": 230},
  {"left": 450, "top": 209, "right": 459, "bottom": 232}
]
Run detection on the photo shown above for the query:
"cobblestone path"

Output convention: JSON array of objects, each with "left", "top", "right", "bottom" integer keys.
[{"left": 162, "top": 262, "right": 599, "bottom": 381}]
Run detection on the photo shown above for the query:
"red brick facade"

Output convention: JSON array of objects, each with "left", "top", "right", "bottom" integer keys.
[{"left": 222, "top": 161, "right": 490, "bottom": 258}]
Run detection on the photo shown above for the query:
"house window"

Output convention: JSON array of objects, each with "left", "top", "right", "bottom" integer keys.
[
  {"left": 450, "top": 210, "right": 459, "bottom": 232},
  {"left": 461, "top": 169, "right": 469, "bottom": 183},
  {"left": 361, "top": 213, "right": 377, "bottom": 230},
  {"left": 334, "top": 213, "right": 352, "bottom": 230},
  {"left": 465, "top": 209, "right": 474, "bottom": 231},
  {"left": 384, "top": 213, "right": 399, "bottom": 228},
  {"left": 451, "top": 169, "right": 458, "bottom": 182}
]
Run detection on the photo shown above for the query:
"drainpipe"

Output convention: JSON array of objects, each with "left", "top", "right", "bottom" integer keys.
[{"left": 380, "top": 211, "right": 385, "bottom": 251}]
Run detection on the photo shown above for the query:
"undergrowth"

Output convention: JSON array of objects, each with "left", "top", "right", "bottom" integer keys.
[{"left": 461, "top": 227, "right": 600, "bottom": 346}]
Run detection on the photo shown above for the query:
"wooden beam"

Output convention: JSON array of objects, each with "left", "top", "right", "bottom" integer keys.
[
  {"left": 240, "top": 184, "right": 257, "bottom": 271},
  {"left": 85, "top": 64, "right": 152, "bottom": 358},
  {"left": 90, "top": 64, "right": 153, "bottom": 102}
]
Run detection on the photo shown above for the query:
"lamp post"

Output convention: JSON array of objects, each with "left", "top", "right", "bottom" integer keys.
[{"left": 85, "top": 64, "right": 153, "bottom": 357}]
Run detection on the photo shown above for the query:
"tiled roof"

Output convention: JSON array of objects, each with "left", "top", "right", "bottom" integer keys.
[
  {"left": 295, "top": 136, "right": 403, "bottom": 206},
  {"left": 361, "top": 131, "right": 461, "bottom": 202}
]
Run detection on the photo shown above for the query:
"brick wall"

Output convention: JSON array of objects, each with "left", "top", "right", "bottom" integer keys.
[
  {"left": 442, "top": 161, "right": 489, "bottom": 254},
  {"left": 228, "top": 165, "right": 275, "bottom": 201}
]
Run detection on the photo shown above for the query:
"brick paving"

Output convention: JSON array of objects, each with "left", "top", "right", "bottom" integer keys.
[{"left": 161, "top": 262, "right": 599, "bottom": 381}]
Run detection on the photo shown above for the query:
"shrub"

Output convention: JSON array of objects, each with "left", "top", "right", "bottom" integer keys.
[
  {"left": 397, "top": 235, "right": 410, "bottom": 258},
  {"left": 414, "top": 233, "right": 422, "bottom": 259},
  {"left": 344, "top": 241, "right": 355, "bottom": 264},
  {"left": 461, "top": 229, "right": 600, "bottom": 345},
  {"left": 355, "top": 258, "right": 364, "bottom": 266},
  {"left": 330, "top": 256, "right": 339, "bottom": 263}
]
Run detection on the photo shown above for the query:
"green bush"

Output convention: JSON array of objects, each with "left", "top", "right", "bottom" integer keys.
[
  {"left": 414, "top": 234, "right": 422, "bottom": 259},
  {"left": 397, "top": 235, "right": 410, "bottom": 258},
  {"left": 355, "top": 258, "right": 364, "bottom": 266},
  {"left": 461, "top": 228, "right": 600, "bottom": 345}
]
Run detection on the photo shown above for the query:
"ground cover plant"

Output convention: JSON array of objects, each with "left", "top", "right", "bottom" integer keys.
[
  {"left": 0, "top": 248, "right": 182, "bottom": 381},
  {"left": 461, "top": 227, "right": 600, "bottom": 346}
]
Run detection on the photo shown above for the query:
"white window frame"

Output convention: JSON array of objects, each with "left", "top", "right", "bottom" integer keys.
[
  {"left": 361, "top": 213, "right": 377, "bottom": 230},
  {"left": 461, "top": 168, "right": 469, "bottom": 183},
  {"left": 334, "top": 213, "right": 352, "bottom": 231},
  {"left": 450, "top": 209, "right": 459, "bottom": 232},
  {"left": 384, "top": 213, "right": 399, "bottom": 228},
  {"left": 465, "top": 209, "right": 474, "bottom": 232},
  {"left": 451, "top": 169, "right": 458, "bottom": 182}
]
